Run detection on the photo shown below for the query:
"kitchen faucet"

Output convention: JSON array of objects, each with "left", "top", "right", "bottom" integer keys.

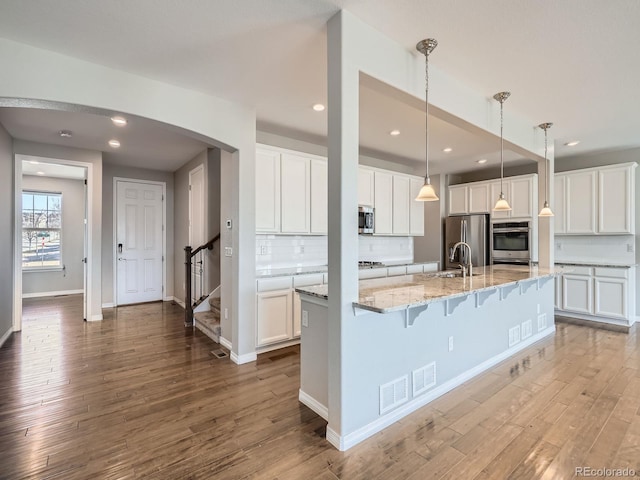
[{"left": 450, "top": 242, "right": 472, "bottom": 278}]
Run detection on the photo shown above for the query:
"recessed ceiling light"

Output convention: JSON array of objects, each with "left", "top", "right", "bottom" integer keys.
[
  {"left": 476, "top": 159, "right": 488, "bottom": 164},
  {"left": 108, "top": 139, "right": 121, "bottom": 148},
  {"left": 36, "top": 171, "right": 45, "bottom": 175},
  {"left": 564, "top": 140, "right": 580, "bottom": 147},
  {"left": 312, "top": 103, "right": 325, "bottom": 112},
  {"left": 389, "top": 129, "right": 400, "bottom": 136},
  {"left": 59, "top": 130, "right": 72, "bottom": 138},
  {"left": 111, "top": 116, "right": 128, "bottom": 127},
  {"left": 443, "top": 147, "right": 453, "bottom": 153}
]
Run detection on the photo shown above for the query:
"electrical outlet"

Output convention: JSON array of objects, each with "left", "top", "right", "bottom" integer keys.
[
  {"left": 448, "top": 336, "right": 454, "bottom": 352},
  {"left": 224, "top": 308, "right": 228, "bottom": 320},
  {"left": 300, "top": 245, "right": 305, "bottom": 254},
  {"left": 224, "top": 247, "right": 233, "bottom": 257},
  {"left": 260, "top": 245, "right": 267, "bottom": 255},
  {"left": 302, "top": 310, "right": 309, "bottom": 327},
  {"left": 627, "top": 243, "right": 634, "bottom": 253}
]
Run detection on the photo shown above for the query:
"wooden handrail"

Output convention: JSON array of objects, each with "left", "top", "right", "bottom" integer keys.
[
  {"left": 184, "top": 233, "right": 220, "bottom": 326},
  {"left": 190, "top": 233, "right": 221, "bottom": 258}
]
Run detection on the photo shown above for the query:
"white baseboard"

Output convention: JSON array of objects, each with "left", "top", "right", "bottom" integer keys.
[
  {"left": 173, "top": 297, "right": 186, "bottom": 308},
  {"left": 231, "top": 351, "right": 257, "bottom": 365},
  {"left": 88, "top": 314, "right": 103, "bottom": 321},
  {"left": 331, "top": 325, "right": 556, "bottom": 451},
  {"left": 299, "top": 389, "right": 328, "bottom": 420},
  {"left": 101, "top": 302, "right": 115, "bottom": 309},
  {"left": 255, "top": 338, "right": 300, "bottom": 354},
  {"left": 163, "top": 296, "right": 173, "bottom": 302},
  {"left": 219, "top": 336, "right": 232, "bottom": 351},
  {"left": 22, "top": 289, "right": 83, "bottom": 299},
  {"left": 0, "top": 328, "right": 13, "bottom": 349}
]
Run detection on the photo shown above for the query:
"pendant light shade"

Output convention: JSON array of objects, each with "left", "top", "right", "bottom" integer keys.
[
  {"left": 415, "top": 38, "right": 439, "bottom": 202},
  {"left": 493, "top": 91, "right": 512, "bottom": 211},
  {"left": 538, "top": 122, "right": 554, "bottom": 217}
]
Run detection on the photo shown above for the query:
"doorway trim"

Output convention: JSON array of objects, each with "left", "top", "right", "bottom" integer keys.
[
  {"left": 13, "top": 154, "right": 96, "bottom": 331},
  {"left": 112, "top": 177, "right": 167, "bottom": 307}
]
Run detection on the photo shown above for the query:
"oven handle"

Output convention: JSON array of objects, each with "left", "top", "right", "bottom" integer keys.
[{"left": 493, "top": 228, "right": 530, "bottom": 233}]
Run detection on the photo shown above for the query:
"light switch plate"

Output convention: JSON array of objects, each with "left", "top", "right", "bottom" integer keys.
[
  {"left": 302, "top": 310, "right": 309, "bottom": 327},
  {"left": 224, "top": 247, "right": 233, "bottom": 257}
]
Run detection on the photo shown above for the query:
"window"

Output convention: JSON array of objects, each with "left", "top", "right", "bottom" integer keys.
[{"left": 22, "top": 191, "right": 62, "bottom": 269}]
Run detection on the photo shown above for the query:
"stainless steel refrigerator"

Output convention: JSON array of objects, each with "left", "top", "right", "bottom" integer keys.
[{"left": 444, "top": 214, "right": 491, "bottom": 270}]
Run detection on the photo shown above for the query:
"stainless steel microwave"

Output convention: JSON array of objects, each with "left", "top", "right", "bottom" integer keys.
[{"left": 358, "top": 205, "right": 374, "bottom": 234}]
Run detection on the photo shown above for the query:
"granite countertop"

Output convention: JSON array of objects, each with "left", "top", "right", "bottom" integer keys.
[
  {"left": 296, "top": 265, "right": 560, "bottom": 314},
  {"left": 256, "top": 260, "right": 440, "bottom": 278},
  {"left": 554, "top": 261, "right": 637, "bottom": 269}
]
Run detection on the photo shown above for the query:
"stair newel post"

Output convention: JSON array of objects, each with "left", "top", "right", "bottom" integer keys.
[{"left": 184, "top": 245, "right": 193, "bottom": 326}]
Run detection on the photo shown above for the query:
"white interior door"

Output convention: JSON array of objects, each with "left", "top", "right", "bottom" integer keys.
[
  {"left": 189, "top": 166, "right": 206, "bottom": 303},
  {"left": 116, "top": 180, "right": 164, "bottom": 305}
]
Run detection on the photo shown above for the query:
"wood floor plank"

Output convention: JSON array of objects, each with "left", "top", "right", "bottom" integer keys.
[{"left": 1, "top": 295, "right": 638, "bottom": 479}]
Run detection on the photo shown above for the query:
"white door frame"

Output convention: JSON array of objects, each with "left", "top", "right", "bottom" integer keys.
[
  {"left": 13, "top": 154, "right": 94, "bottom": 331},
  {"left": 112, "top": 177, "right": 167, "bottom": 307}
]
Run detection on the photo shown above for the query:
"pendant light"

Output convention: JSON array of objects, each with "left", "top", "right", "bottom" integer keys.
[
  {"left": 493, "top": 91, "right": 512, "bottom": 211},
  {"left": 415, "top": 38, "right": 439, "bottom": 202},
  {"left": 538, "top": 122, "right": 554, "bottom": 217}
]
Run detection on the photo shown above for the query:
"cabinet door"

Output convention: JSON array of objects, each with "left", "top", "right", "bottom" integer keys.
[
  {"left": 554, "top": 174, "right": 567, "bottom": 234},
  {"left": 490, "top": 180, "right": 512, "bottom": 219},
  {"left": 280, "top": 154, "right": 310, "bottom": 234},
  {"left": 468, "top": 182, "right": 490, "bottom": 213},
  {"left": 255, "top": 149, "right": 280, "bottom": 232},
  {"left": 594, "top": 277, "right": 627, "bottom": 320},
  {"left": 256, "top": 289, "right": 293, "bottom": 346},
  {"left": 310, "top": 158, "right": 328, "bottom": 234},
  {"left": 566, "top": 171, "right": 596, "bottom": 234},
  {"left": 374, "top": 171, "right": 393, "bottom": 234},
  {"left": 392, "top": 175, "right": 411, "bottom": 235},
  {"left": 448, "top": 185, "right": 468, "bottom": 215},
  {"left": 510, "top": 176, "right": 535, "bottom": 218},
  {"left": 358, "top": 167, "right": 375, "bottom": 207},
  {"left": 598, "top": 166, "right": 633, "bottom": 234},
  {"left": 562, "top": 275, "right": 593, "bottom": 315},
  {"left": 409, "top": 177, "right": 425, "bottom": 236}
]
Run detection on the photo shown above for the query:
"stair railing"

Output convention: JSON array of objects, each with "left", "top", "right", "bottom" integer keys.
[{"left": 184, "top": 234, "right": 220, "bottom": 326}]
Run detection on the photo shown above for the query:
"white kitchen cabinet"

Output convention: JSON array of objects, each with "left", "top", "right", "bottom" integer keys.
[
  {"left": 566, "top": 170, "right": 597, "bottom": 234},
  {"left": 392, "top": 175, "right": 411, "bottom": 235},
  {"left": 256, "top": 289, "right": 293, "bottom": 346},
  {"left": 510, "top": 176, "right": 535, "bottom": 218},
  {"left": 255, "top": 148, "right": 281, "bottom": 233},
  {"left": 280, "top": 153, "right": 311, "bottom": 234},
  {"left": 448, "top": 185, "right": 468, "bottom": 215},
  {"left": 468, "top": 182, "right": 491, "bottom": 213},
  {"left": 554, "top": 275, "right": 562, "bottom": 310},
  {"left": 554, "top": 174, "right": 567, "bottom": 234},
  {"left": 409, "top": 178, "right": 425, "bottom": 236},
  {"left": 598, "top": 165, "right": 635, "bottom": 234},
  {"left": 310, "top": 158, "right": 328, "bottom": 234},
  {"left": 594, "top": 268, "right": 628, "bottom": 320},
  {"left": 374, "top": 171, "right": 393, "bottom": 235},
  {"left": 358, "top": 167, "right": 375, "bottom": 207},
  {"left": 293, "top": 292, "right": 302, "bottom": 337},
  {"left": 562, "top": 271, "right": 593, "bottom": 315}
]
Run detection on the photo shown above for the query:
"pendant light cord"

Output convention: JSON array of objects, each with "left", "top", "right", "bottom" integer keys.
[
  {"left": 500, "top": 99, "right": 504, "bottom": 195},
  {"left": 544, "top": 126, "right": 548, "bottom": 202},
  {"left": 424, "top": 48, "right": 430, "bottom": 183}
]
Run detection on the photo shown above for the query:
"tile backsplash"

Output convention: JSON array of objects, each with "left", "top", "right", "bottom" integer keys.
[
  {"left": 256, "top": 235, "right": 413, "bottom": 270},
  {"left": 555, "top": 235, "right": 636, "bottom": 264}
]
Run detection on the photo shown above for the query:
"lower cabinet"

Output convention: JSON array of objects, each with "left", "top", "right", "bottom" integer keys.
[
  {"left": 256, "top": 289, "right": 293, "bottom": 346},
  {"left": 556, "top": 266, "right": 632, "bottom": 324}
]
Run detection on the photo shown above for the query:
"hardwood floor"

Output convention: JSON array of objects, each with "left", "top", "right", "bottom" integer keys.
[{"left": 1, "top": 295, "right": 639, "bottom": 479}]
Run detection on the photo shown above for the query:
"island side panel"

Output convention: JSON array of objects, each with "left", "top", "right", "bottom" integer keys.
[
  {"left": 340, "top": 277, "right": 554, "bottom": 448},
  {"left": 299, "top": 297, "right": 329, "bottom": 418}
]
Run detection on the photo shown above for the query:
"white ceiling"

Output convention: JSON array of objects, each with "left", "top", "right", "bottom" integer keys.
[{"left": 0, "top": 0, "right": 638, "bottom": 174}]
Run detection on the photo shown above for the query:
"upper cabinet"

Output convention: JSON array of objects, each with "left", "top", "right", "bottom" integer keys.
[
  {"left": 556, "top": 163, "right": 636, "bottom": 235},
  {"left": 448, "top": 174, "right": 537, "bottom": 219},
  {"left": 256, "top": 145, "right": 425, "bottom": 236}
]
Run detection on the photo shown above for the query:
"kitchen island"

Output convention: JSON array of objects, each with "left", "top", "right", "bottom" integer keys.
[{"left": 296, "top": 264, "right": 559, "bottom": 450}]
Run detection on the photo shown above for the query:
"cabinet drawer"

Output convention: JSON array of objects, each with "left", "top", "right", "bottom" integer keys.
[
  {"left": 293, "top": 273, "right": 325, "bottom": 288},
  {"left": 359, "top": 268, "right": 387, "bottom": 279},
  {"left": 406, "top": 264, "right": 423, "bottom": 274},
  {"left": 565, "top": 266, "right": 593, "bottom": 276},
  {"left": 594, "top": 267, "right": 628, "bottom": 279},
  {"left": 257, "top": 276, "right": 293, "bottom": 292},
  {"left": 387, "top": 266, "right": 407, "bottom": 277}
]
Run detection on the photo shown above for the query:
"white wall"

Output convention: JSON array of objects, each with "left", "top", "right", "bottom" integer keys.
[
  {"left": 102, "top": 162, "right": 174, "bottom": 306},
  {"left": 0, "top": 123, "right": 14, "bottom": 346},
  {"left": 13, "top": 140, "right": 103, "bottom": 321},
  {"left": 22, "top": 175, "right": 85, "bottom": 296}
]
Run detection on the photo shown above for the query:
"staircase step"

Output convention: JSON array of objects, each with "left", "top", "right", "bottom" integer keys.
[
  {"left": 194, "top": 310, "right": 221, "bottom": 342},
  {"left": 209, "top": 296, "right": 221, "bottom": 314}
]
